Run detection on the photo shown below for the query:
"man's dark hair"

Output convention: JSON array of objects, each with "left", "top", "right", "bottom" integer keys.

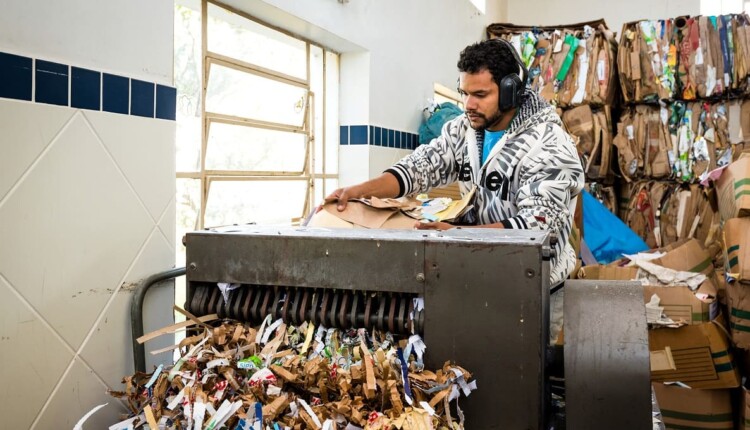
[{"left": 457, "top": 39, "right": 520, "bottom": 85}]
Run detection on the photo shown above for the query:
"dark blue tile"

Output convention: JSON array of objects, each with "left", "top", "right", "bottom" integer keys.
[
  {"left": 369, "top": 126, "right": 375, "bottom": 146},
  {"left": 35, "top": 60, "right": 68, "bottom": 106},
  {"left": 339, "top": 126, "right": 349, "bottom": 145},
  {"left": 103, "top": 73, "right": 129, "bottom": 114},
  {"left": 130, "top": 79, "right": 154, "bottom": 118},
  {"left": 398, "top": 131, "right": 404, "bottom": 149},
  {"left": 0, "top": 52, "right": 32, "bottom": 101},
  {"left": 71, "top": 67, "right": 100, "bottom": 110},
  {"left": 350, "top": 125, "right": 367, "bottom": 145},
  {"left": 374, "top": 126, "right": 382, "bottom": 146},
  {"left": 389, "top": 130, "right": 395, "bottom": 148},
  {"left": 411, "top": 134, "right": 418, "bottom": 149},
  {"left": 156, "top": 85, "right": 176, "bottom": 120}
]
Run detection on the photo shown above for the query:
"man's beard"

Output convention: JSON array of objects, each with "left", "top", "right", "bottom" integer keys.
[{"left": 466, "top": 109, "right": 505, "bottom": 131}]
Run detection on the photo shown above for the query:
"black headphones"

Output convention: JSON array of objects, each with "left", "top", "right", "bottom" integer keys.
[{"left": 493, "top": 38, "right": 529, "bottom": 111}]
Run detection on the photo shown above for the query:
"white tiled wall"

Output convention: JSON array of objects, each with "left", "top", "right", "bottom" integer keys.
[
  {"left": 369, "top": 146, "right": 413, "bottom": 180},
  {"left": 0, "top": 98, "right": 176, "bottom": 428}
]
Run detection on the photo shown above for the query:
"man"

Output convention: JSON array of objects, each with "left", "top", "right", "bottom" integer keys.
[{"left": 327, "top": 38, "right": 584, "bottom": 291}]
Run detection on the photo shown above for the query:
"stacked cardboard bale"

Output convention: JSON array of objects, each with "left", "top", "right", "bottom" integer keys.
[
  {"left": 619, "top": 15, "right": 750, "bottom": 103},
  {"left": 574, "top": 13, "right": 750, "bottom": 428},
  {"left": 486, "top": 20, "right": 620, "bottom": 196},
  {"left": 616, "top": 15, "right": 750, "bottom": 260}
]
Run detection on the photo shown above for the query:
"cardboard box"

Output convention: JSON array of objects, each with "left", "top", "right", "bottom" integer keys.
[
  {"left": 651, "top": 239, "right": 719, "bottom": 299},
  {"left": 727, "top": 281, "right": 750, "bottom": 349},
  {"left": 577, "top": 264, "right": 638, "bottom": 280},
  {"left": 652, "top": 383, "right": 733, "bottom": 430},
  {"left": 724, "top": 217, "right": 750, "bottom": 282},
  {"left": 716, "top": 155, "right": 750, "bottom": 221},
  {"left": 579, "top": 263, "right": 711, "bottom": 324},
  {"left": 649, "top": 322, "right": 740, "bottom": 389},
  {"left": 644, "top": 285, "right": 711, "bottom": 325}
]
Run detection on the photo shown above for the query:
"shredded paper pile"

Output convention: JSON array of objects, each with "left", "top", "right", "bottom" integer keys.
[{"left": 107, "top": 315, "right": 476, "bottom": 429}]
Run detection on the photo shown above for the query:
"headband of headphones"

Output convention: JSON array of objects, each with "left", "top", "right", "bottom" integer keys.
[{"left": 493, "top": 38, "right": 528, "bottom": 86}]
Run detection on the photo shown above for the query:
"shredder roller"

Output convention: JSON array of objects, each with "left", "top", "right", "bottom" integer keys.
[{"left": 177, "top": 225, "right": 651, "bottom": 429}]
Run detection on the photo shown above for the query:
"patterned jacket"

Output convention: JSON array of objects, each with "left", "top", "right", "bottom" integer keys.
[{"left": 386, "top": 89, "right": 585, "bottom": 287}]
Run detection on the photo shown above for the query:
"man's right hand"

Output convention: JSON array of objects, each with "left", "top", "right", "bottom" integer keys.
[
  {"left": 324, "top": 186, "right": 363, "bottom": 211},
  {"left": 321, "top": 173, "right": 401, "bottom": 212}
]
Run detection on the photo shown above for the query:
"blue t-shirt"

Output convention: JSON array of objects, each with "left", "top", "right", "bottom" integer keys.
[{"left": 482, "top": 129, "right": 506, "bottom": 164}]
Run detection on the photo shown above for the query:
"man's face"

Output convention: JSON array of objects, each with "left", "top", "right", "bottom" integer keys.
[{"left": 458, "top": 69, "right": 504, "bottom": 131}]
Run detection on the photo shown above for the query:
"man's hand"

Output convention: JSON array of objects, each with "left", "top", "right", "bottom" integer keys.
[
  {"left": 324, "top": 186, "right": 363, "bottom": 211},
  {"left": 322, "top": 173, "right": 401, "bottom": 212},
  {"left": 414, "top": 221, "right": 455, "bottom": 231}
]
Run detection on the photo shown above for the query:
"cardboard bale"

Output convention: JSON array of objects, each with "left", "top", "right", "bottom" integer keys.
[
  {"left": 649, "top": 322, "right": 740, "bottom": 389},
  {"left": 652, "top": 383, "right": 733, "bottom": 430},
  {"left": 724, "top": 217, "right": 750, "bottom": 282},
  {"left": 716, "top": 156, "right": 750, "bottom": 221}
]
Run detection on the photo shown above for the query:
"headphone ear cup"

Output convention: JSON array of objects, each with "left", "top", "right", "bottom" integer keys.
[{"left": 498, "top": 73, "right": 522, "bottom": 111}]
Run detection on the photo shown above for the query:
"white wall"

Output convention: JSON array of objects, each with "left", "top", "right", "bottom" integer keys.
[
  {"left": 0, "top": 0, "right": 173, "bottom": 84},
  {"left": 0, "top": 1, "right": 175, "bottom": 428},
  {"left": 505, "top": 0, "right": 701, "bottom": 38}
]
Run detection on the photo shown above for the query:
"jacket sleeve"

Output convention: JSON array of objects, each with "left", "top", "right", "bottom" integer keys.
[
  {"left": 500, "top": 124, "right": 584, "bottom": 242},
  {"left": 385, "top": 118, "right": 462, "bottom": 197}
]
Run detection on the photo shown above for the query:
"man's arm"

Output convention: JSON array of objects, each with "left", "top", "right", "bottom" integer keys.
[
  {"left": 504, "top": 125, "right": 584, "bottom": 236},
  {"left": 326, "top": 117, "right": 464, "bottom": 212},
  {"left": 325, "top": 172, "right": 401, "bottom": 211}
]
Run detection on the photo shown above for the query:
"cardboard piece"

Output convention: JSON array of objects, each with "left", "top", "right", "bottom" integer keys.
[
  {"left": 716, "top": 156, "right": 750, "bottom": 221},
  {"left": 649, "top": 322, "right": 740, "bottom": 389},
  {"left": 651, "top": 239, "right": 719, "bottom": 300},
  {"left": 578, "top": 262, "right": 711, "bottom": 324},
  {"left": 307, "top": 201, "right": 417, "bottom": 230},
  {"left": 650, "top": 347, "right": 676, "bottom": 372},
  {"left": 723, "top": 217, "right": 750, "bottom": 281},
  {"left": 323, "top": 201, "right": 400, "bottom": 229},
  {"left": 652, "top": 383, "right": 733, "bottom": 430},
  {"left": 644, "top": 285, "right": 711, "bottom": 325},
  {"left": 577, "top": 264, "right": 638, "bottom": 280}
]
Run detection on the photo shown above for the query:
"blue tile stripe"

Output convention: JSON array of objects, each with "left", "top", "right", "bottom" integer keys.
[
  {"left": 340, "top": 124, "right": 419, "bottom": 150},
  {"left": 0, "top": 50, "right": 175, "bottom": 121}
]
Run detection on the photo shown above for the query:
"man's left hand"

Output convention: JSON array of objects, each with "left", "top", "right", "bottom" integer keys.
[{"left": 414, "top": 221, "right": 454, "bottom": 231}]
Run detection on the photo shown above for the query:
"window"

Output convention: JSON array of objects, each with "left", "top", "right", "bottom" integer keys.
[
  {"left": 433, "top": 82, "right": 464, "bottom": 109},
  {"left": 174, "top": 0, "right": 339, "bottom": 254},
  {"left": 700, "top": 0, "right": 747, "bottom": 14},
  {"left": 468, "top": 0, "right": 485, "bottom": 14}
]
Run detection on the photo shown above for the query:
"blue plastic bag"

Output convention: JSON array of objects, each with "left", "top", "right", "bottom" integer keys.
[
  {"left": 418, "top": 102, "right": 464, "bottom": 145},
  {"left": 582, "top": 190, "right": 649, "bottom": 264}
]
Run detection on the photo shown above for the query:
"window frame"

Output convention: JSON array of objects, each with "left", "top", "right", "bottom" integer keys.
[{"left": 177, "top": 0, "right": 339, "bottom": 229}]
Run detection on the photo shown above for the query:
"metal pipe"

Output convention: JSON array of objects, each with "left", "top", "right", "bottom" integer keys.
[{"left": 131, "top": 267, "right": 186, "bottom": 373}]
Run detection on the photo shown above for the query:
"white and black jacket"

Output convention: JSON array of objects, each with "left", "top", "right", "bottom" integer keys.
[{"left": 386, "top": 89, "right": 585, "bottom": 287}]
